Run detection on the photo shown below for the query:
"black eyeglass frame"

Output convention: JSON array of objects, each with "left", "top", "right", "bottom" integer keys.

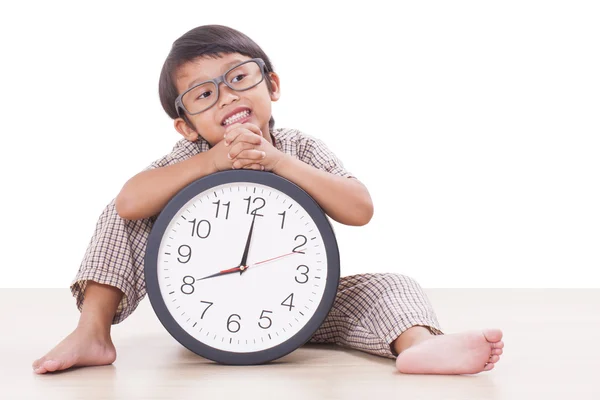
[{"left": 174, "top": 58, "right": 267, "bottom": 117}]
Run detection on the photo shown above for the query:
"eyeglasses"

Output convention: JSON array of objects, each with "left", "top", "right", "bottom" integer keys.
[{"left": 175, "top": 58, "right": 267, "bottom": 117}]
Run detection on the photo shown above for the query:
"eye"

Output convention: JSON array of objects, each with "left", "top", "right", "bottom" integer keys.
[
  {"left": 196, "top": 91, "right": 212, "bottom": 100},
  {"left": 231, "top": 74, "right": 246, "bottom": 83}
]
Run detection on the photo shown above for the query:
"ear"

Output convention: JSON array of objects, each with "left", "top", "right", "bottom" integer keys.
[
  {"left": 174, "top": 117, "right": 199, "bottom": 142},
  {"left": 268, "top": 72, "right": 281, "bottom": 102}
]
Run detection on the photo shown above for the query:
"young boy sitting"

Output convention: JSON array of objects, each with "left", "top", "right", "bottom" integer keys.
[{"left": 33, "top": 24, "right": 504, "bottom": 375}]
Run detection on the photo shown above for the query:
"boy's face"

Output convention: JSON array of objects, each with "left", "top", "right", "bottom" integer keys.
[{"left": 173, "top": 53, "right": 280, "bottom": 147}]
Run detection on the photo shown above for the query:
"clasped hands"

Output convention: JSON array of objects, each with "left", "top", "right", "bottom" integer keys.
[{"left": 211, "top": 122, "right": 286, "bottom": 172}]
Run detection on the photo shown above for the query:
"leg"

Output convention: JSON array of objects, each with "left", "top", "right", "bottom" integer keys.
[
  {"left": 392, "top": 325, "right": 434, "bottom": 353},
  {"left": 308, "top": 273, "right": 443, "bottom": 359},
  {"left": 33, "top": 200, "right": 154, "bottom": 373},
  {"left": 309, "top": 273, "right": 505, "bottom": 375},
  {"left": 393, "top": 326, "right": 504, "bottom": 375},
  {"left": 32, "top": 281, "right": 122, "bottom": 374},
  {"left": 384, "top": 282, "right": 505, "bottom": 375}
]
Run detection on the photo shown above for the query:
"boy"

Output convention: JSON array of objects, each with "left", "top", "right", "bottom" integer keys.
[{"left": 33, "top": 25, "right": 503, "bottom": 375}]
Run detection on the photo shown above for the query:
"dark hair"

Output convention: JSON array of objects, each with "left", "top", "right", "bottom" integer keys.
[{"left": 159, "top": 25, "right": 276, "bottom": 131}]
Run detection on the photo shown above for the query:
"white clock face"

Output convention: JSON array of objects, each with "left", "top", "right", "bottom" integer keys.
[{"left": 156, "top": 182, "right": 328, "bottom": 353}]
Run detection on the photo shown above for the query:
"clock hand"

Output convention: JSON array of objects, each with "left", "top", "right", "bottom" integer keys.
[
  {"left": 196, "top": 265, "right": 250, "bottom": 281},
  {"left": 239, "top": 214, "right": 257, "bottom": 275},
  {"left": 196, "top": 249, "right": 306, "bottom": 281},
  {"left": 250, "top": 249, "right": 306, "bottom": 267}
]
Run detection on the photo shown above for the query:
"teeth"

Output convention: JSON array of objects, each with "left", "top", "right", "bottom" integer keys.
[{"left": 223, "top": 110, "right": 250, "bottom": 126}]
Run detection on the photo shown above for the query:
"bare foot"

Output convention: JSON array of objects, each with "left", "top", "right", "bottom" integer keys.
[
  {"left": 395, "top": 329, "right": 504, "bottom": 375},
  {"left": 32, "top": 325, "right": 116, "bottom": 374}
]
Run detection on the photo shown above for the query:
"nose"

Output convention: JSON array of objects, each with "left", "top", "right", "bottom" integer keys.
[{"left": 218, "top": 84, "right": 240, "bottom": 108}]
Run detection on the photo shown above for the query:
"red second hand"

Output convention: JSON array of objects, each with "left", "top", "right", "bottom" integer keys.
[
  {"left": 251, "top": 249, "right": 306, "bottom": 267},
  {"left": 216, "top": 248, "right": 307, "bottom": 276}
]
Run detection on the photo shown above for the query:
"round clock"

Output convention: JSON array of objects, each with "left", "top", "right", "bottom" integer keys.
[{"left": 144, "top": 170, "right": 340, "bottom": 365}]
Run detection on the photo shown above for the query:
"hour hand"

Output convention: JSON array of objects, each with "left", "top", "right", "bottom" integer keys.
[
  {"left": 196, "top": 265, "right": 249, "bottom": 281},
  {"left": 239, "top": 214, "right": 256, "bottom": 275}
]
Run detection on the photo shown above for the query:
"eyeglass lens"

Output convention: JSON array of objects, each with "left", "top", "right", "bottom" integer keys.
[{"left": 182, "top": 61, "right": 262, "bottom": 114}]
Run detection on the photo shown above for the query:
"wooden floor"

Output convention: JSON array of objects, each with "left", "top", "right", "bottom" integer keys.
[{"left": 2, "top": 288, "right": 599, "bottom": 399}]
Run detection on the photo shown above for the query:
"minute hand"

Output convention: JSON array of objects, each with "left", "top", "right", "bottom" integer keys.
[{"left": 196, "top": 265, "right": 245, "bottom": 281}]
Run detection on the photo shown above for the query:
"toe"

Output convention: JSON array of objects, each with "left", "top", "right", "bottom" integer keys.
[
  {"left": 33, "top": 365, "right": 46, "bottom": 374},
  {"left": 32, "top": 356, "right": 48, "bottom": 372},
  {"left": 42, "top": 360, "right": 61, "bottom": 373},
  {"left": 33, "top": 360, "right": 49, "bottom": 374},
  {"left": 482, "top": 329, "right": 503, "bottom": 343},
  {"left": 483, "top": 362, "right": 495, "bottom": 371},
  {"left": 492, "top": 340, "right": 504, "bottom": 349},
  {"left": 489, "top": 355, "right": 500, "bottom": 363},
  {"left": 492, "top": 348, "right": 503, "bottom": 356}
]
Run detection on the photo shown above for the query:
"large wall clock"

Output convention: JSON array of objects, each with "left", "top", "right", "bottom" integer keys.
[{"left": 145, "top": 170, "right": 340, "bottom": 365}]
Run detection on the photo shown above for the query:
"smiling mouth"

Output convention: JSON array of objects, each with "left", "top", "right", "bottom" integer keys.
[{"left": 222, "top": 110, "right": 252, "bottom": 126}]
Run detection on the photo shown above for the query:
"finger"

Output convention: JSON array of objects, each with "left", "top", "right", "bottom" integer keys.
[
  {"left": 230, "top": 131, "right": 263, "bottom": 147},
  {"left": 224, "top": 123, "right": 263, "bottom": 146},
  {"left": 228, "top": 141, "right": 260, "bottom": 159},
  {"left": 232, "top": 159, "right": 263, "bottom": 169},
  {"left": 241, "top": 163, "right": 265, "bottom": 171},
  {"left": 227, "top": 122, "right": 262, "bottom": 137},
  {"left": 225, "top": 128, "right": 262, "bottom": 147},
  {"left": 225, "top": 123, "right": 263, "bottom": 141},
  {"left": 234, "top": 149, "right": 266, "bottom": 161}
]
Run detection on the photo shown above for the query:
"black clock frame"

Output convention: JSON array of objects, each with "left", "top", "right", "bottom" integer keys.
[{"left": 144, "top": 170, "right": 340, "bottom": 365}]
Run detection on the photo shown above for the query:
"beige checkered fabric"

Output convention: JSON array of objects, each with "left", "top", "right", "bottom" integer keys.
[{"left": 70, "top": 127, "right": 443, "bottom": 359}]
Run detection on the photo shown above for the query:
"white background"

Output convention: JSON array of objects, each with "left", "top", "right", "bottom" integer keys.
[{"left": 0, "top": 1, "right": 598, "bottom": 288}]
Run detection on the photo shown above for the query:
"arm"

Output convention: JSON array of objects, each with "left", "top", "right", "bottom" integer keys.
[
  {"left": 115, "top": 151, "right": 217, "bottom": 220},
  {"left": 273, "top": 154, "right": 374, "bottom": 226}
]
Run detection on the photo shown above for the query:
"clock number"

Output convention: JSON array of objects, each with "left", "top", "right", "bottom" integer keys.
[
  {"left": 243, "top": 196, "right": 265, "bottom": 216},
  {"left": 212, "top": 200, "right": 230, "bottom": 219},
  {"left": 281, "top": 293, "right": 295, "bottom": 311},
  {"left": 181, "top": 276, "right": 195, "bottom": 295},
  {"left": 278, "top": 211, "right": 286, "bottom": 229},
  {"left": 227, "top": 314, "right": 241, "bottom": 333},
  {"left": 177, "top": 245, "right": 192, "bottom": 263},
  {"left": 188, "top": 218, "right": 211, "bottom": 238},
  {"left": 258, "top": 310, "right": 273, "bottom": 329},
  {"left": 295, "top": 265, "right": 310, "bottom": 284},
  {"left": 292, "top": 235, "right": 307, "bottom": 254},
  {"left": 200, "top": 301, "right": 213, "bottom": 319}
]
